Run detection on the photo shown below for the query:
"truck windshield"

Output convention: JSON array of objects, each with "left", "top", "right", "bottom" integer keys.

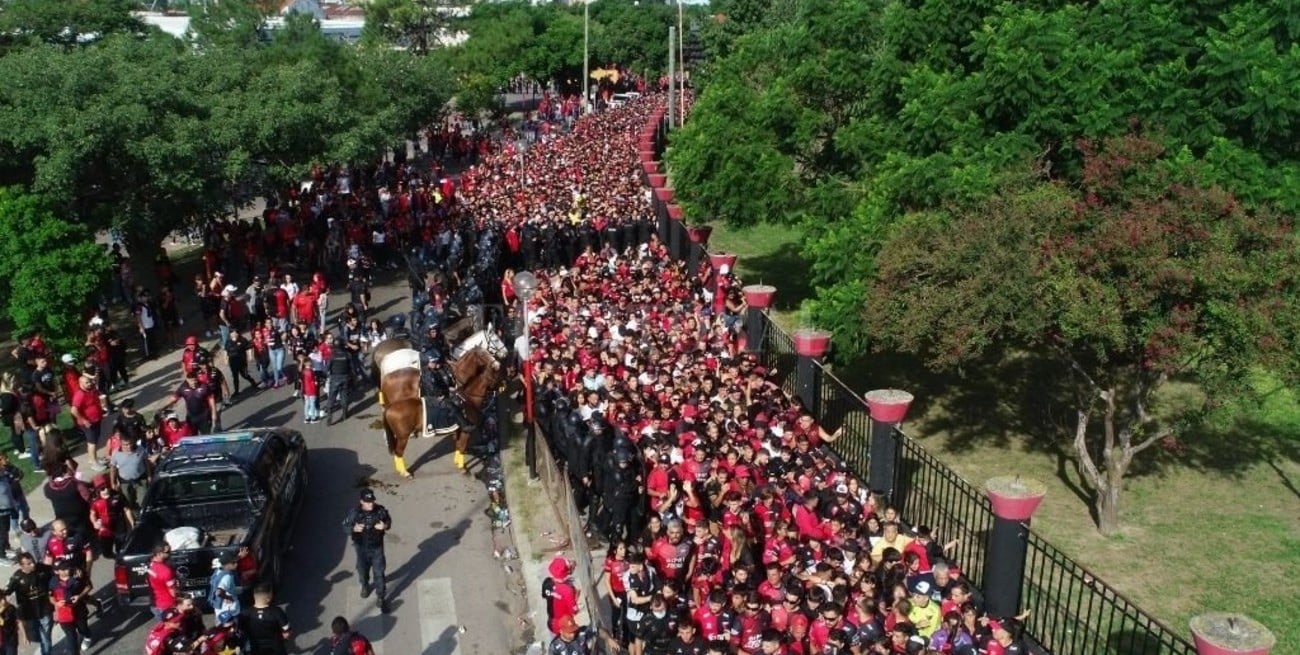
[{"left": 150, "top": 471, "right": 249, "bottom": 505}]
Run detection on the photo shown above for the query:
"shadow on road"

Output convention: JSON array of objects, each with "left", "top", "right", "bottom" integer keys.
[{"left": 285, "top": 447, "right": 375, "bottom": 635}]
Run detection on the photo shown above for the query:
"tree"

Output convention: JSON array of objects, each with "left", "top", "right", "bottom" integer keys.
[
  {"left": 672, "top": 0, "right": 1300, "bottom": 359},
  {"left": 0, "top": 0, "right": 145, "bottom": 52},
  {"left": 865, "top": 136, "right": 1300, "bottom": 534},
  {"left": 362, "top": 0, "right": 464, "bottom": 54},
  {"left": 0, "top": 188, "right": 109, "bottom": 347}
]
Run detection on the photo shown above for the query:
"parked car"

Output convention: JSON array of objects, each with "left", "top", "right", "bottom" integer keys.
[{"left": 114, "top": 429, "right": 308, "bottom": 606}]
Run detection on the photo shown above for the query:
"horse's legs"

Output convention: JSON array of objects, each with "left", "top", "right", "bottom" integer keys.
[
  {"left": 391, "top": 414, "right": 415, "bottom": 479},
  {"left": 453, "top": 430, "right": 469, "bottom": 470}
]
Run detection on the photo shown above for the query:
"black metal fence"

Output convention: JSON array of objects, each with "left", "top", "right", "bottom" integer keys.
[{"left": 1021, "top": 531, "right": 1197, "bottom": 655}]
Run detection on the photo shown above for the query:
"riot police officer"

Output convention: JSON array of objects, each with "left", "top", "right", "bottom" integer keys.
[
  {"left": 565, "top": 414, "right": 599, "bottom": 527},
  {"left": 327, "top": 337, "right": 353, "bottom": 424},
  {"left": 601, "top": 448, "right": 643, "bottom": 542},
  {"left": 342, "top": 488, "right": 392, "bottom": 613}
]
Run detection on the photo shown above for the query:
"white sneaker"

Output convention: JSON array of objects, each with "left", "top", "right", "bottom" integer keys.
[{"left": 15, "top": 453, "right": 29, "bottom": 460}]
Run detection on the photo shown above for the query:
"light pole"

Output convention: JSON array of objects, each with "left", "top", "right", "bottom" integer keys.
[
  {"left": 512, "top": 270, "right": 538, "bottom": 479},
  {"left": 515, "top": 138, "right": 529, "bottom": 187},
  {"left": 582, "top": 0, "right": 590, "bottom": 114},
  {"left": 677, "top": 0, "right": 685, "bottom": 125}
]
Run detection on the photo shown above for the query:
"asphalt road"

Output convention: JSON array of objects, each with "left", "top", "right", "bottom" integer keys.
[{"left": 21, "top": 268, "right": 535, "bottom": 655}]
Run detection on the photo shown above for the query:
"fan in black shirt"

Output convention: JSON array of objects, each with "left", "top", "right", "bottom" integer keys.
[{"left": 239, "top": 585, "right": 292, "bottom": 655}]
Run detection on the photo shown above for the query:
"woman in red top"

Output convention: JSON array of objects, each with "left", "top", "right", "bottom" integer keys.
[{"left": 602, "top": 541, "right": 630, "bottom": 643}]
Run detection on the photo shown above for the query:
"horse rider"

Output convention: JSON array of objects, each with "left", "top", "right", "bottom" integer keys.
[
  {"left": 420, "top": 324, "right": 448, "bottom": 358},
  {"left": 420, "top": 353, "right": 459, "bottom": 432},
  {"left": 327, "top": 337, "right": 354, "bottom": 424}
]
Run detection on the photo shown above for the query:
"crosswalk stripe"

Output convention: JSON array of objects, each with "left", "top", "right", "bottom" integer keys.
[{"left": 418, "top": 577, "right": 461, "bottom": 654}]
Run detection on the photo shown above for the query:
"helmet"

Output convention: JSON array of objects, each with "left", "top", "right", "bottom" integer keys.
[{"left": 185, "top": 336, "right": 198, "bottom": 347}]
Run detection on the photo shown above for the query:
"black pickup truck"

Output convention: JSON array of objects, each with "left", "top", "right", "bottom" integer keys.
[{"left": 114, "top": 429, "right": 308, "bottom": 606}]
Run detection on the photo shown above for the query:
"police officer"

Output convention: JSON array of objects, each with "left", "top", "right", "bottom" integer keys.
[
  {"left": 327, "top": 338, "right": 353, "bottom": 424},
  {"left": 565, "top": 414, "right": 599, "bottom": 526},
  {"left": 601, "top": 448, "right": 642, "bottom": 543},
  {"left": 342, "top": 489, "right": 391, "bottom": 613},
  {"left": 421, "top": 355, "right": 458, "bottom": 429}
]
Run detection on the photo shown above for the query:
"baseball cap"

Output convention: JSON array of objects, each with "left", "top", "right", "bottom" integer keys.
[
  {"left": 92, "top": 474, "right": 110, "bottom": 489},
  {"left": 359, "top": 488, "right": 376, "bottom": 502},
  {"left": 60, "top": 354, "right": 76, "bottom": 364},
  {"left": 548, "top": 556, "right": 573, "bottom": 579},
  {"left": 557, "top": 614, "right": 579, "bottom": 633},
  {"left": 911, "top": 580, "right": 932, "bottom": 596}
]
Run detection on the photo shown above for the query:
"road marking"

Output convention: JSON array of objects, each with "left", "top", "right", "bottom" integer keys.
[{"left": 418, "top": 577, "right": 461, "bottom": 654}]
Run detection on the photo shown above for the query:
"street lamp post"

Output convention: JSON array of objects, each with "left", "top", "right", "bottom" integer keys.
[
  {"left": 512, "top": 271, "right": 539, "bottom": 479},
  {"left": 516, "top": 138, "right": 529, "bottom": 187},
  {"left": 582, "top": 0, "right": 590, "bottom": 114}
]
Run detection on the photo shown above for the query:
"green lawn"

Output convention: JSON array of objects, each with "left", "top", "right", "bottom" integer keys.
[
  {"left": 698, "top": 220, "right": 810, "bottom": 330},
  {"left": 695, "top": 218, "right": 1300, "bottom": 648}
]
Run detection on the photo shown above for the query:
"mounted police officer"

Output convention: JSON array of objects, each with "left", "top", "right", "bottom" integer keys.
[
  {"left": 416, "top": 343, "right": 456, "bottom": 433},
  {"left": 327, "top": 337, "right": 353, "bottom": 424}
]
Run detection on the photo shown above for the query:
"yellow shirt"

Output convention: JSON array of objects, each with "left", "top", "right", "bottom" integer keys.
[
  {"left": 871, "top": 534, "right": 913, "bottom": 561},
  {"left": 908, "top": 600, "right": 942, "bottom": 638}
]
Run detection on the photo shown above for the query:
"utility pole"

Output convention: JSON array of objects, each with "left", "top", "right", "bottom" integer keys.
[
  {"left": 582, "top": 0, "right": 590, "bottom": 114},
  {"left": 668, "top": 26, "right": 676, "bottom": 129},
  {"left": 677, "top": 0, "right": 685, "bottom": 125}
]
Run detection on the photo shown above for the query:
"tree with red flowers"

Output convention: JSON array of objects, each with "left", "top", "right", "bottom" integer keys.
[{"left": 866, "top": 135, "right": 1300, "bottom": 534}]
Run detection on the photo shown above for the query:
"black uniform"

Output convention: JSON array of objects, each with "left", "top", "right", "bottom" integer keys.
[
  {"left": 327, "top": 343, "right": 353, "bottom": 423},
  {"left": 601, "top": 454, "right": 643, "bottom": 542},
  {"left": 342, "top": 496, "right": 392, "bottom": 604}
]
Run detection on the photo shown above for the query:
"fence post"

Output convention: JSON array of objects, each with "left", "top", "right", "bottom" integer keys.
[
  {"left": 742, "top": 285, "right": 776, "bottom": 354},
  {"left": 1190, "top": 614, "right": 1274, "bottom": 655},
  {"left": 792, "top": 329, "right": 831, "bottom": 416},
  {"left": 864, "top": 390, "right": 914, "bottom": 499},
  {"left": 686, "top": 225, "right": 712, "bottom": 273},
  {"left": 983, "top": 477, "right": 1047, "bottom": 619}
]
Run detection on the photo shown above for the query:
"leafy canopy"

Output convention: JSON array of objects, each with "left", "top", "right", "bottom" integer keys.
[
  {"left": 669, "top": 0, "right": 1300, "bottom": 358},
  {"left": 865, "top": 136, "right": 1300, "bottom": 532},
  {"left": 0, "top": 188, "right": 109, "bottom": 346}
]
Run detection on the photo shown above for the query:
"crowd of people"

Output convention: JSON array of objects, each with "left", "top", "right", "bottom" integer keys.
[{"left": 511, "top": 100, "right": 1033, "bottom": 655}]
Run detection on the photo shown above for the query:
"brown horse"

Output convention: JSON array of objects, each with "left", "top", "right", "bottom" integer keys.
[
  {"left": 370, "top": 337, "right": 413, "bottom": 395},
  {"left": 382, "top": 348, "right": 502, "bottom": 477},
  {"left": 370, "top": 316, "right": 476, "bottom": 398}
]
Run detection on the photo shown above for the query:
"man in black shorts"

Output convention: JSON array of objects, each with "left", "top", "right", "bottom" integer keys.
[{"left": 239, "top": 585, "right": 291, "bottom": 655}]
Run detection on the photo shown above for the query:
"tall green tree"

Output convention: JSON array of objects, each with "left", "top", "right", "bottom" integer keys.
[
  {"left": 865, "top": 137, "right": 1300, "bottom": 534},
  {"left": 363, "top": 0, "right": 465, "bottom": 54},
  {"left": 0, "top": 188, "right": 109, "bottom": 346}
]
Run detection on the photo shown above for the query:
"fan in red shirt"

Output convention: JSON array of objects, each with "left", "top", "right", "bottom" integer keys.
[
  {"left": 329, "top": 617, "right": 376, "bottom": 655},
  {"left": 145, "top": 545, "right": 178, "bottom": 618},
  {"left": 648, "top": 519, "right": 693, "bottom": 583},
  {"left": 160, "top": 413, "right": 194, "bottom": 448}
]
